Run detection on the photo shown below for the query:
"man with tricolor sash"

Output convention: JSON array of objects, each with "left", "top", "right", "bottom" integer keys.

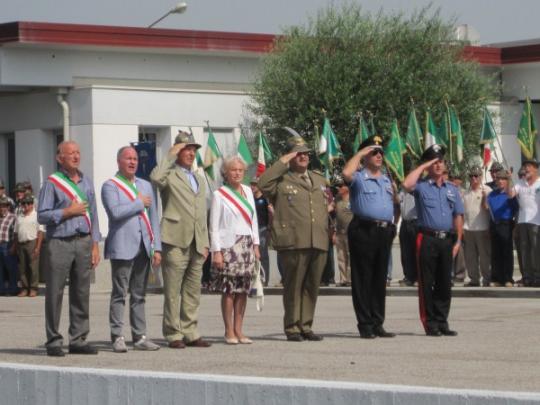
[
  {"left": 38, "top": 141, "right": 101, "bottom": 357},
  {"left": 101, "top": 146, "right": 162, "bottom": 353},
  {"left": 150, "top": 131, "right": 211, "bottom": 349}
]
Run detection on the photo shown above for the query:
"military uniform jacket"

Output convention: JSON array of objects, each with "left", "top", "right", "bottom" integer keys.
[
  {"left": 150, "top": 154, "right": 209, "bottom": 255},
  {"left": 258, "top": 160, "right": 329, "bottom": 251}
]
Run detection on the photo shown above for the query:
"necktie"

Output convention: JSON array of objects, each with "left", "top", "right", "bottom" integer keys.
[
  {"left": 301, "top": 174, "right": 312, "bottom": 187},
  {"left": 187, "top": 171, "right": 199, "bottom": 193}
]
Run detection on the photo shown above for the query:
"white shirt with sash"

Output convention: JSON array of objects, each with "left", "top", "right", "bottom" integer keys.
[{"left": 209, "top": 183, "right": 260, "bottom": 252}]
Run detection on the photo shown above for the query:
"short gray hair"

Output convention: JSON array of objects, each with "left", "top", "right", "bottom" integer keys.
[
  {"left": 220, "top": 156, "right": 247, "bottom": 178},
  {"left": 117, "top": 145, "right": 136, "bottom": 160}
]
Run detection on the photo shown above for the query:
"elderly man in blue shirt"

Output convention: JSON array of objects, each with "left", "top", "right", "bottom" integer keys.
[
  {"left": 403, "top": 144, "right": 464, "bottom": 337},
  {"left": 343, "top": 135, "right": 398, "bottom": 339},
  {"left": 38, "top": 141, "right": 101, "bottom": 357}
]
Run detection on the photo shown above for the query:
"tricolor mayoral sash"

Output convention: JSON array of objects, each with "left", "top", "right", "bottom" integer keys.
[
  {"left": 217, "top": 185, "right": 254, "bottom": 227},
  {"left": 48, "top": 171, "right": 92, "bottom": 230},
  {"left": 109, "top": 174, "right": 155, "bottom": 246}
]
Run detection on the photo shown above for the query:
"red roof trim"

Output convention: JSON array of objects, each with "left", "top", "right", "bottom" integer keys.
[
  {"left": 2, "top": 21, "right": 540, "bottom": 65},
  {"left": 463, "top": 46, "right": 501, "bottom": 66},
  {"left": 0, "top": 21, "right": 276, "bottom": 53}
]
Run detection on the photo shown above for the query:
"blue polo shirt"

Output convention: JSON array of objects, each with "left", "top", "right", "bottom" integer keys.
[
  {"left": 349, "top": 168, "right": 394, "bottom": 222},
  {"left": 487, "top": 189, "right": 517, "bottom": 222},
  {"left": 414, "top": 178, "right": 464, "bottom": 231}
]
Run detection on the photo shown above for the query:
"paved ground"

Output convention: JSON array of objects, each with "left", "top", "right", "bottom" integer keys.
[{"left": 1, "top": 291, "right": 539, "bottom": 393}]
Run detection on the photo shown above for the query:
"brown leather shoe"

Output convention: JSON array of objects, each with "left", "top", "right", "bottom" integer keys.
[
  {"left": 29, "top": 289, "right": 38, "bottom": 297},
  {"left": 185, "top": 338, "right": 212, "bottom": 348},
  {"left": 168, "top": 340, "right": 186, "bottom": 349},
  {"left": 17, "top": 290, "right": 28, "bottom": 297}
]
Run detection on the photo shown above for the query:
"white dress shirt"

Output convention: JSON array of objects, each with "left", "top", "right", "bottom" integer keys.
[{"left": 209, "top": 184, "right": 260, "bottom": 252}]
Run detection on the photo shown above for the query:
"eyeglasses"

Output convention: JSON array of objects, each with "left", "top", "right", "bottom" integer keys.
[
  {"left": 21, "top": 202, "right": 33, "bottom": 206},
  {"left": 469, "top": 174, "right": 479, "bottom": 178},
  {"left": 370, "top": 149, "right": 384, "bottom": 157}
]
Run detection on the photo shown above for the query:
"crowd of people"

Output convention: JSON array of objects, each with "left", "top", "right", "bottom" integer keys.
[{"left": 0, "top": 129, "right": 538, "bottom": 356}]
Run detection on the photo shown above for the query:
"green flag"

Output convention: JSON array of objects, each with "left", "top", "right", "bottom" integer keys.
[
  {"left": 449, "top": 106, "right": 464, "bottom": 163},
  {"left": 318, "top": 117, "right": 343, "bottom": 174},
  {"left": 384, "top": 119, "right": 405, "bottom": 182},
  {"left": 425, "top": 109, "right": 438, "bottom": 148},
  {"left": 405, "top": 106, "right": 423, "bottom": 159},
  {"left": 353, "top": 115, "right": 371, "bottom": 153},
  {"left": 204, "top": 126, "right": 222, "bottom": 180},
  {"left": 437, "top": 113, "right": 450, "bottom": 148},
  {"left": 517, "top": 97, "right": 538, "bottom": 160},
  {"left": 237, "top": 131, "right": 254, "bottom": 165}
]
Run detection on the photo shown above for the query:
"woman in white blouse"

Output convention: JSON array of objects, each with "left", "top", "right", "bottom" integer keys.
[{"left": 210, "top": 156, "right": 260, "bottom": 344}]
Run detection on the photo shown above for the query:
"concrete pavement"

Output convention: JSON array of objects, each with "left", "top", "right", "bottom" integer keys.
[{"left": 1, "top": 291, "right": 539, "bottom": 394}]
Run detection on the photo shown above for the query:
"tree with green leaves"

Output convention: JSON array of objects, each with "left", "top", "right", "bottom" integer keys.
[{"left": 250, "top": 4, "right": 495, "bottom": 170}]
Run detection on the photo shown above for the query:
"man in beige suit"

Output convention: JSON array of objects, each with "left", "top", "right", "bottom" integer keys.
[
  {"left": 150, "top": 131, "right": 211, "bottom": 348},
  {"left": 259, "top": 136, "right": 329, "bottom": 342}
]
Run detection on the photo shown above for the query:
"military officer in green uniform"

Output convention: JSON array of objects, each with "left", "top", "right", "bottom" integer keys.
[{"left": 258, "top": 136, "right": 329, "bottom": 342}]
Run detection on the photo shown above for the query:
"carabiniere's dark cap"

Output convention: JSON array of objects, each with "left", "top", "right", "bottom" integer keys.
[
  {"left": 522, "top": 158, "right": 539, "bottom": 168},
  {"left": 286, "top": 136, "right": 311, "bottom": 153},
  {"left": 359, "top": 135, "right": 385, "bottom": 151},
  {"left": 174, "top": 131, "right": 201, "bottom": 149},
  {"left": 421, "top": 144, "right": 446, "bottom": 162}
]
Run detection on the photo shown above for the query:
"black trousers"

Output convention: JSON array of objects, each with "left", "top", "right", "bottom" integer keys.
[
  {"left": 490, "top": 221, "right": 514, "bottom": 284},
  {"left": 348, "top": 217, "right": 393, "bottom": 334},
  {"left": 416, "top": 233, "right": 453, "bottom": 332},
  {"left": 399, "top": 220, "right": 418, "bottom": 283}
]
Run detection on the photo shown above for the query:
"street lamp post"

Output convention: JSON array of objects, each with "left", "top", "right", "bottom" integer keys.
[{"left": 148, "top": 2, "right": 188, "bottom": 28}]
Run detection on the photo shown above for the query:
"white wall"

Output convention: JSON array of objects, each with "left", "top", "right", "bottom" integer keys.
[
  {"left": 0, "top": 47, "right": 260, "bottom": 88},
  {"left": 14, "top": 129, "right": 56, "bottom": 191}
]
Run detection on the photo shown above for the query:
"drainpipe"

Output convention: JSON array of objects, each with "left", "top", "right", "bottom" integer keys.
[{"left": 56, "top": 89, "right": 70, "bottom": 141}]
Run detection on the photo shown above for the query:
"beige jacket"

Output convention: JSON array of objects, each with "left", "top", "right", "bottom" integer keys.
[{"left": 150, "top": 154, "right": 209, "bottom": 255}]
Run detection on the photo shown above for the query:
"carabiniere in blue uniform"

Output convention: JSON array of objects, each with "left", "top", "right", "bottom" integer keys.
[
  {"left": 345, "top": 135, "right": 397, "bottom": 339},
  {"left": 408, "top": 144, "right": 464, "bottom": 337}
]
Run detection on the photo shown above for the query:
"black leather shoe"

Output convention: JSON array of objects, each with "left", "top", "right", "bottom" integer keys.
[
  {"left": 68, "top": 344, "right": 98, "bottom": 355},
  {"left": 359, "top": 331, "right": 376, "bottom": 339},
  {"left": 286, "top": 333, "right": 304, "bottom": 342},
  {"left": 426, "top": 328, "right": 442, "bottom": 337},
  {"left": 374, "top": 327, "right": 396, "bottom": 338},
  {"left": 440, "top": 327, "right": 458, "bottom": 336},
  {"left": 301, "top": 331, "right": 324, "bottom": 341},
  {"left": 46, "top": 347, "right": 65, "bottom": 357}
]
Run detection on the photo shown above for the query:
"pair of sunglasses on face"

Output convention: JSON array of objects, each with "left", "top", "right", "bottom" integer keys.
[{"left": 369, "top": 148, "right": 384, "bottom": 157}]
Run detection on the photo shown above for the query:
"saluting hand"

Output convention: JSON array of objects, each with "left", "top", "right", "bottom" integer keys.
[
  {"left": 169, "top": 143, "right": 186, "bottom": 157},
  {"left": 280, "top": 152, "right": 298, "bottom": 164}
]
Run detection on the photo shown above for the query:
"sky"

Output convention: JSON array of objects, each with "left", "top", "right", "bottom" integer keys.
[{"left": 0, "top": 0, "right": 539, "bottom": 45}]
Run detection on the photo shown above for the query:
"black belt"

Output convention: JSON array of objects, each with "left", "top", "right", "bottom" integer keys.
[
  {"left": 55, "top": 233, "right": 90, "bottom": 241},
  {"left": 420, "top": 228, "right": 454, "bottom": 240},
  {"left": 493, "top": 219, "right": 513, "bottom": 225},
  {"left": 354, "top": 216, "right": 392, "bottom": 228}
]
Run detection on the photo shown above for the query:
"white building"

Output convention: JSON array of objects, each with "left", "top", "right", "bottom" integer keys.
[{"left": 0, "top": 21, "right": 539, "bottom": 233}]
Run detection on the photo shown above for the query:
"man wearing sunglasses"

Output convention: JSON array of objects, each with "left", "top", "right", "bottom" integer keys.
[
  {"left": 403, "top": 144, "right": 464, "bottom": 337},
  {"left": 462, "top": 166, "right": 491, "bottom": 287},
  {"left": 342, "top": 135, "right": 398, "bottom": 339}
]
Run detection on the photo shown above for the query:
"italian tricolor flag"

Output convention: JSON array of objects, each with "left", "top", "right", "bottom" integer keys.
[{"left": 256, "top": 132, "right": 273, "bottom": 176}]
